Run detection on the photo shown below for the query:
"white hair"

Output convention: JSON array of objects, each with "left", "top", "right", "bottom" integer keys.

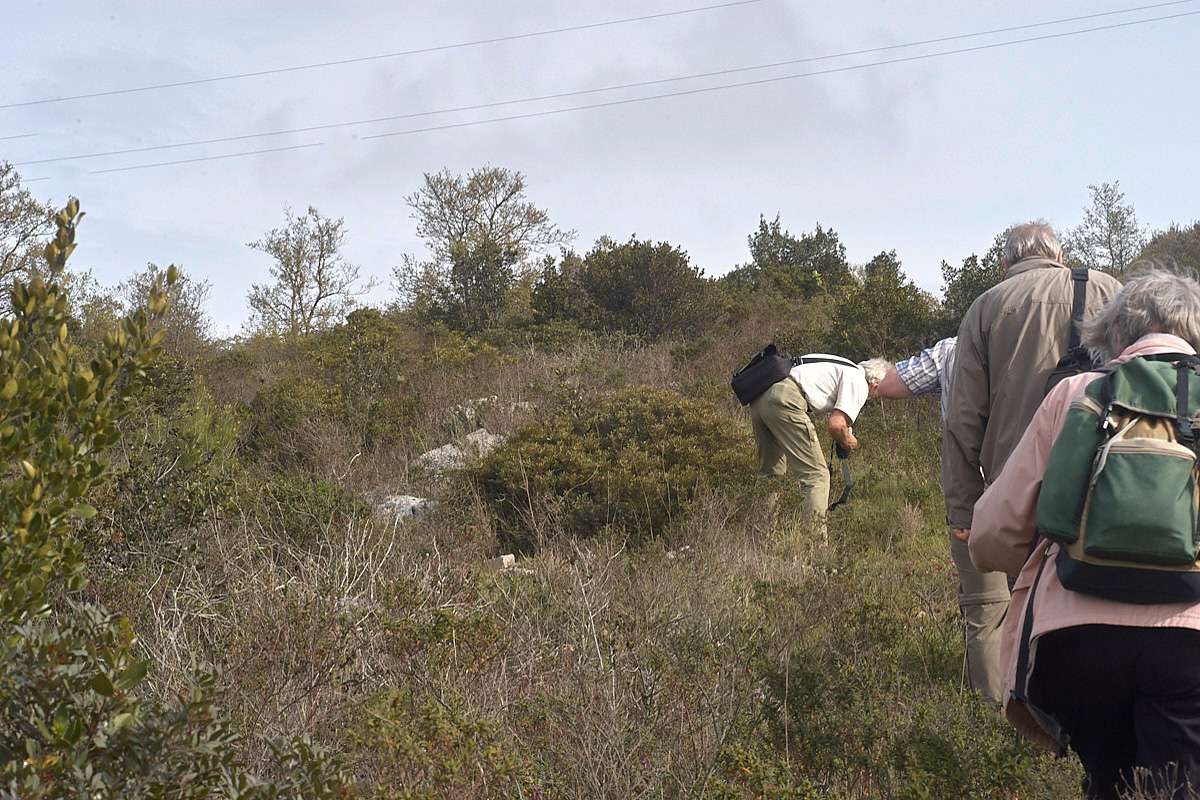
[
  {"left": 859, "top": 358, "right": 892, "bottom": 385},
  {"left": 1004, "top": 220, "right": 1063, "bottom": 265},
  {"left": 1080, "top": 265, "right": 1200, "bottom": 362}
]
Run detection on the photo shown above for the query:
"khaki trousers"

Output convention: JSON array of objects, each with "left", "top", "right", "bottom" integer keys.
[
  {"left": 950, "top": 531, "right": 1010, "bottom": 704},
  {"left": 750, "top": 380, "right": 830, "bottom": 530}
]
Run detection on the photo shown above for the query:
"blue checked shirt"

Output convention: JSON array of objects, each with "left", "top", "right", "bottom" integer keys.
[{"left": 894, "top": 337, "right": 957, "bottom": 420}]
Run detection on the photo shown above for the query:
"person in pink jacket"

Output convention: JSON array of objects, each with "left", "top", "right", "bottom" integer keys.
[{"left": 970, "top": 268, "right": 1200, "bottom": 800}]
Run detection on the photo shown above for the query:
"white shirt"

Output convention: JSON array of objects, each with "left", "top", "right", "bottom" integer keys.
[{"left": 789, "top": 354, "right": 869, "bottom": 422}]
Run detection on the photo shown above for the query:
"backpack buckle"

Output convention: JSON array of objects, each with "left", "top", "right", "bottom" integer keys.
[{"left": 1179, "top": 418, "right": 1196, "bottom": 446}]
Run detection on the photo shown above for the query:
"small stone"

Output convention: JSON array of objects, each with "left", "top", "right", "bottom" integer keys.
[
  {"left": 376, "top": 494, "right": 436, "bottom": 519},
  {"left": 486, "top": 554, "right": 516, "bottom": 571},
  {"left": 462, "top": 428, "right": 505, "bottom": 458},
  {"left": 414, "top": 443, "right": 466, "bottom": 474}
]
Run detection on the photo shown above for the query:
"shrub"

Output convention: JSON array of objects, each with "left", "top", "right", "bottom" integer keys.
[
  {"left": 0, "top": 200, "right": 351, "bottom": 797},
  {"left": 256, "top": 473, "right": 372, "bottom": 548},
  {"left": 345, "top": 688, "right": 542, "bottom": 799},
  {"left": 243, "top": 375, "right": 343, "bottom": 467},
  {"left": 533, "top": 236, "right": 716, "bottom": 341},
  {"left": 474, "top": 387, "right": 754, "bottom": 549},
  {"left": 96, "top": 375, "right": 241, "bottom": 545}
]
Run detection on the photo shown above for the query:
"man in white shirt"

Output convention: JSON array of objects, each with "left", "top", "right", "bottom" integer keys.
[{"left": 749, "top": 354, "right": 890, "bottom": 533}]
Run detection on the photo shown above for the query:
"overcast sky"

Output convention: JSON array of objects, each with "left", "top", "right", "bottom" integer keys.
[{"left": 5, "top": 0, "right": 1199, "bottom": 334}]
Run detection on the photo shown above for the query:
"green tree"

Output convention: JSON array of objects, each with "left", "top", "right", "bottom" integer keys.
[
  {"left": 535, "top": 236, "right": 714, "bottom": 341},
  {"left": 1065, "top": 181, "right": 1145, "bottom": 275},
  {"left": 722, "top": 215, "right": 853, "bottom": 298},
  {"left": 830, "top": 251, "right": 936, "bottom": 359},
  {"left": 1140, "top": 222, "right": 1200, "bottom": 269},
  {"left": 247, "top": 206, "right": 370, "bottom": 337},
  {"left": 0, "top": 200, "right": 351, "bottom": 798},
  {"left": 938, "top": 233, "right": 1007, "bottom": 336},
  {"left": 395, "top": 166, "right": 572, "bottom": 332},
  {"left": 0, "top": 162, "right": 55, "bottom": 282}
]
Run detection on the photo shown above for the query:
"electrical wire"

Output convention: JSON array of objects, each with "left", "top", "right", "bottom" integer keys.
[
  {"left": 14, "top": 0, "right": 1194, "bottom": 169},
  {"left": 87, "top": 142, "right": 323, "bottom": 175},
  {"left": 78, "top": 8, "right": 1200, "bottom": 175},
  {"left": 0, "top": 0, "right": 764, "bottom": 110},
  {"left": 0, "top": 132, "right": 39, "bottom": 141}
]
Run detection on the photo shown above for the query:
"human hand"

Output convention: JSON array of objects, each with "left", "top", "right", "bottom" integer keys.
[
  {"left": 842, "top": 431, "right": 859, "bottom": 451},
  {"left": 953, "top": 528, "right": 970, "bottom": 542}
]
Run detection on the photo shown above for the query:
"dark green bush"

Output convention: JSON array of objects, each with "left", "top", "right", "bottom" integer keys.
[
  {"left": 97, "top": 376, "right": 241, "bottom": 545},
  {"left": 243, "top": 375, "right": 343, "bottom": 467},
  {"left": 256, "top": 473, "right": 372, "bottom": 547},
  {"left": 475, "top": 387, "right": 755, "bottom": 549},
  {"left": 345, "top": 688, "right": 542, "bottom": 799}
]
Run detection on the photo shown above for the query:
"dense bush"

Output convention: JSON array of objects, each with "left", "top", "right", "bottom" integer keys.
[
  {"left": 533, "top": 236, "right": 716, "bottom": 341},
  {"left": 721, "top": 216, "right": 854, "bottom": 299},
  {"left": 0, "top": 201, "right": 350, "bottom": 797},
  {"left": 243, "top": 375, "right": 343, "bottom": 467},
  {"left": 474, "top": 387, "right": 754, "bottom": 549}
]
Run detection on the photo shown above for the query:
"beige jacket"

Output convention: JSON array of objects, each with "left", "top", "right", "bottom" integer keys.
[
  {"left": 942, "top": 258, "right": 1121, "bottom": 528},
  {"left": 970, "top": 334, "right": 1200, "bottom": 748}
]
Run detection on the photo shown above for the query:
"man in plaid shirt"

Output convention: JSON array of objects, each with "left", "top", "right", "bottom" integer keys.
[{"left": 874, "top": 336, "right": 1007, "bottom": 704}]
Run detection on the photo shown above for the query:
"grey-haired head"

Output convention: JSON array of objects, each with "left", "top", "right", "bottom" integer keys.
[
  {"left": 858, "top": 358, "right": 892, "bottom": 386},
  {"left": 1003, "top": 221, "right": 1064, "bottom": 266},
  {"left": 1080, "top": 263, "right": 1200, "bottom": 362}
]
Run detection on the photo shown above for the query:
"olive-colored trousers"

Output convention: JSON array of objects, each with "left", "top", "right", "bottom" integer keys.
[
  {"left": 950, "top": 531, "right": 1010, "bottom": 704},
  {"left": 750, "top": 379, "right": 830, "bottom": 530}
]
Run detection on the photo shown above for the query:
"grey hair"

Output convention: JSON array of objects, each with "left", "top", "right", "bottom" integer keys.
[
  {"left": 859, "top": 358, "right": 892, "bottom": 385},
  {"left": 1004, "top": 220, "right": 1063, "bottom": 265},
  {"left": 1080, "top": 265, "right": 1200, "bottom": 362}
]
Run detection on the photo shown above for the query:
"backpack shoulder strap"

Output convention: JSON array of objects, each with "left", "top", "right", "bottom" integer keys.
[
  {"left": 1068, "top": 267, "right": 1089, "bottom": 351},
  {"left": 795, "top": 355, "right": 858, "bottom": 369}
]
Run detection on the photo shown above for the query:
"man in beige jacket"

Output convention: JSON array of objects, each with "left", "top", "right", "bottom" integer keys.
[{"left": 941, "top": 221, "right": 1121, "bottom": 703}]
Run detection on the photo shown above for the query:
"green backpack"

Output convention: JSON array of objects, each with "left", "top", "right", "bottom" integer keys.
[{"left": 1036, "top": 353, "right": 1200, "bottom": 604}]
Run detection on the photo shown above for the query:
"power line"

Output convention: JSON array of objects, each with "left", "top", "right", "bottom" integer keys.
[
  {"left": 15, "top": 0, "right": 1193, "bottom": 168},
  {"left": 0, "top": 132, "right": 39, "bottom": 141},
  {"left": 88, "top": 142, "right": 323, "bottom": 175},
  {"left": 86, "top": 9, "right": 1200, "bottom": 176},
  {"left": 0, "top": 0, "right": 763, "bottom": 110}
]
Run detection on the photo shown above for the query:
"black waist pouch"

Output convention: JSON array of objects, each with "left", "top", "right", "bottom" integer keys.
[{"left": 731, "top": 344, "right": 792, "bottom": 405}]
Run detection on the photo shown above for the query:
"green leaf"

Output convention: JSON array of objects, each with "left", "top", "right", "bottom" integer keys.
[
  {"left": 90, "top": 673, "right": 114, "bottom": 697},
  {"left": 69, "top": 504, "right": 98, "bottom": 519}
]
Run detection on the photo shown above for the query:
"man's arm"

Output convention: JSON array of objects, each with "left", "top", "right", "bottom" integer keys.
[
  {"left": 942, "top": 310, "right": 989, "bottom": 530},
  {"left": 827, "top": 410, "right": 858, "bottom": 450}
]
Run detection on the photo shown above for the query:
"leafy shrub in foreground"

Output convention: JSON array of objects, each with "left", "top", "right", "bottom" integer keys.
[
  {"left": 0, "top": 201, "right": 351, "bottom": 798},
  {"left": 474, "top": 387, "right": 754, "bottom": 549}
]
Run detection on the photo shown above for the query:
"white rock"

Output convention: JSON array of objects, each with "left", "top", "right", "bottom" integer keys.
[
  {"left": 414, "top": 443, "right": 466, "bottom": 474},
  {"left": 486, "top": 554, "right": 517, "bottom": 571},
  {"left": 462, "top": 428, "right": 505, "bottom": 458},
  {"left": 376, "top": 494, "right": 436, "bottom": 519}
]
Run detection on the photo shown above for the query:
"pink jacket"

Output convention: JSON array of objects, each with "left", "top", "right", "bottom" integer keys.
[{"left": 970, "top": 333, "right": 1200, "bottom": 748}]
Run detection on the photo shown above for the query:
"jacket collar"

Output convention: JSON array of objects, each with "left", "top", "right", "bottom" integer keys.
[
  {"left": 1114, "top": 333, "right": 1197, "bottom": 363},
  {"left": 1005, "top": 256, "right": 1066, "bottom": 278}
]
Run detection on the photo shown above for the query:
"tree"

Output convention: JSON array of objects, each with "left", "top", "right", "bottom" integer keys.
[
  {"left": 394, "top": 166, "right": 572, "bottom": 332},
  {"left": 0, "top": 161, "right": 55, "bottom": 282},
  {"left": 121, "top": 262, "right": 211, "bottom": 356},
  {"left": 830, "top": 251, "right": 936, "bottom": 359},
  {"left": 1065, "top": 181, "right": 1146, "bottom": 275},
  {"left": 722, "top": 216, "right": 853, "bottom": 298},
  {"left": 534, "top": 236, "right": 714, "bottom": 341},
  {"left": 1140, "top": 222, "right": 1200, "bottom": 269},
  {"left": 938, "top": 233, "right": 1007, "bottom": 336},
  {"left": 247, "top": 206, "right": 370, "bottom": 337}
]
